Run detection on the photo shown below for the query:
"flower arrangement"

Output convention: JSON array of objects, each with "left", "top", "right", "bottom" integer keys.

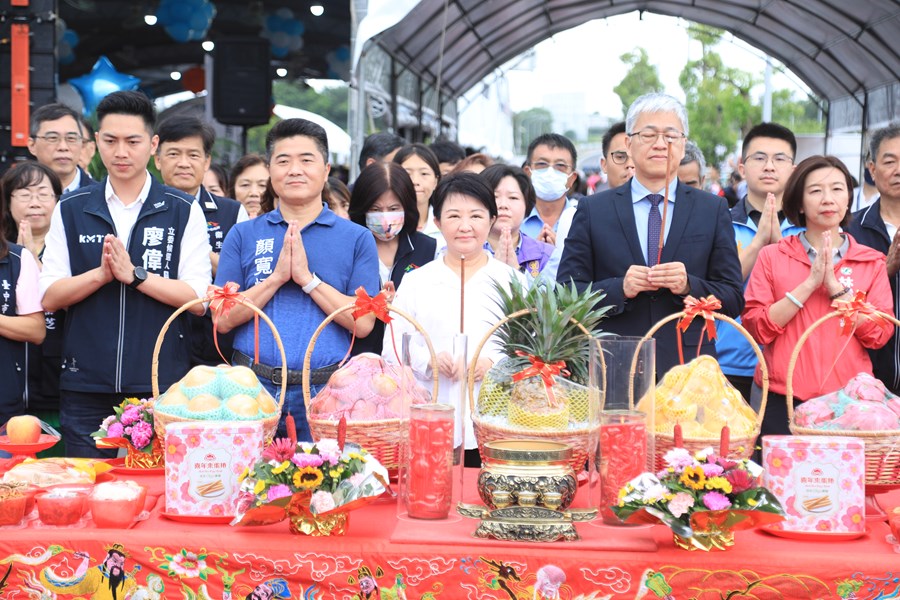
[
  {"left": 611, "top": 447, "right": 784, "bottom": 549},
  {"left": 92, "top": 398, "right": 162, "bottom": 468},
  {"left": 232, "top": 436, "right": 388, "bottom": 535}
]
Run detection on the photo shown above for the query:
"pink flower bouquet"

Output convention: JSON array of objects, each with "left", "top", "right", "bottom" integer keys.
[{"left": 92, "top": 398, "right": 163, "bottom": 468}]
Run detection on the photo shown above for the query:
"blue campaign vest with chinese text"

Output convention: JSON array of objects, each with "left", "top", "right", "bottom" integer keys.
[
  {"left": 0, "top": 244, "right": 25, "bottom": 422},
  {"left": 58, "top": 178, "right": 193, "bottom": 394}
]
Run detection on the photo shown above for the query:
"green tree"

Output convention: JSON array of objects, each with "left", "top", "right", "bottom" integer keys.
[
  {"left": 513, "top": 107, "right": 553, "bottom": 155},
  {"left": 273, "top": 81, "right": 350, "bottom": 131},
  {"left": 679, "top": 25, "right": 759, "bottom": 165},
  {"left": 613, "top": 48, "right": 663, "bottom": 117},
  {"left": 770, "top": 89, "right": 825, "bottom": 134}
]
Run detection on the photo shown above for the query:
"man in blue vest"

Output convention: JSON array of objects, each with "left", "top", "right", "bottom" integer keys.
[
  {"left": 40, "top": 91, "right": 212, "bottom": 458},
  {"left": 154, "top": 115, "right": 248, "bottom": 366}
]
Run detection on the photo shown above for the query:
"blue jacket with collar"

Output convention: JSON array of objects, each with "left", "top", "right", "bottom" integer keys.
[
  {"left": 717, "top": 199, "right": 804, "bottom": 377},
  {"left": 58, "top": 177, "right": 194, "bottom": 395}
]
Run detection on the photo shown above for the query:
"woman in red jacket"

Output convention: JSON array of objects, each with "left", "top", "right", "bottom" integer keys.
[{"left": 743, "top": 155, "right": 894, "bottom": 437}]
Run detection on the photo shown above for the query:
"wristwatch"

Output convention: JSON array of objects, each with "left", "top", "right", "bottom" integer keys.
[
  {"left": 301, "top": 273, "right": 322, "bottom": 294},
  {"left": 129, "top": 266, "right": 148, "bottom": 289}
]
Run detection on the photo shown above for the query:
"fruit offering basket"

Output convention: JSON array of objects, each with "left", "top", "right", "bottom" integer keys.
[
  {"left": 303, "top": 294, "right": 439, "bottom": 471},
  {"left": 150, "top": 290, "right": 287, "bottom": 444},
  {"left": 635, "top": 297, "right": 768, "bottom": 470}
]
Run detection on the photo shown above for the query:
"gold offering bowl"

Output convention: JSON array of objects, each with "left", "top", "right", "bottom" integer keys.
[{"left": 477, "top": 440, "right": 577, "bottom": 512}]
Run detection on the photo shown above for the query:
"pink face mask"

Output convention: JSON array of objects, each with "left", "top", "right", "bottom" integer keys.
[{"left": 365, "top": 211, "right": 405, "bottom": 241}]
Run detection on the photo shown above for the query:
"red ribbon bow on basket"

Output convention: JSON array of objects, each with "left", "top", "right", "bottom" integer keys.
[
  {"left": 341, "top": 287, "right": 398, "bottom": 367},
  {"left": 207, "top": 282, "right": 260, "bottom": 364},
  {"left": 832, "top": 290, "right": 890, "bottom": 336},
  {"left": 511, "top": 351, "right": 569, "bottom": 406},
  {"left": 676, "top": 295, "right": 722, "bottom": 364}
]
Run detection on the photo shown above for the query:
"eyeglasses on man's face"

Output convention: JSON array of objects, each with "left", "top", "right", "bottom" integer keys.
[
  {"left": 744, "top": 152, "right": 794, "bottom": 167},
  {"left": 531, "top": 160, "right": 572, "bottom": 174},
  {"left": 33, "top": 133, "right": 84, "bottom": 146},
  {"left": 628, "top": 128, "right": 686, "bottom": 145},
  {"left": 609, "top": 151, "right": 632, "bottom": 165}
]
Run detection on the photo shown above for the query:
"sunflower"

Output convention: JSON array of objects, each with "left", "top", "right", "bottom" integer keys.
[
  {"left": 679, "top": 465, "right": 706, "bottom": 490},
  {"left": 293, "top": 466, "right": 324, "bottom": 490}
]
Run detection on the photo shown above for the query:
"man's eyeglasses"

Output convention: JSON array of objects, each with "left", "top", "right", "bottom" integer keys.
[
  {"left": 11, "top": 190, "right": 57, "bottom": 203},
  {"left": 33, "top": 133, "right": 83, "bottom": 146},
  {"left": 531, "top": 160, "right": 572, "bottom": 174},
  {"left": 609, "top": 151, "right": 632, "bottom": 165},
  {"left": 744, "top": 152, "right": 794, "bottom": 167},
  {"left": 628, "top": 128, "right": 686, "bottom": 145}
]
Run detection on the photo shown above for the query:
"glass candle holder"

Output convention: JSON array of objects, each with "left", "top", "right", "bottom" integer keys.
[
  {"left": 405, "top": 404, "right": 455, "bottom": 519},
  {"left": 599, "top": 410, "right": 648, "bottom": 524}
]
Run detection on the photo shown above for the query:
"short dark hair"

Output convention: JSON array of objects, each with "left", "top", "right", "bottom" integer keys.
[
  {"left": 430, "top": 139, "right": 466, "bottom": 164},
  {"left": 29, "top": 103, "right": 83, "bottom": 137},
  {"left": 156, "top": 115, "right": 216, "bottom": 155},
  {"left": 869, "top": 122, "right": 900, "bottom": 164},
  {"left": 358, "top": 131, "right": 404, "bottom": 170},
  {"left": 1, "top": 161, "right": 62, "bottom": 255},
  {"left": 601, "top": 122, "right": 627, "bottom": 158},
  {"left": 480, "top": 163, "right": 536, "bottom": 216},
  {"left": 432, "top": 172, "right": 497, "bottom": 220},
  {"left": 741, "top": 122, "right": 797, "bottom": 159},
  {"left": 349, "top": 162, "right": 419, "bottom": 236},
  {"left": 526, "top": 133, "right": 577, "bottom": 169},
  {"left": 781, "top": 155, "right": 854, "bottom": 228},
  {"left": 80, "top": 117, "right": 95, "bottom": 139},
  {"left": 207, "top": 163, "right": 230, "bottom": 196},
  {"left": 266, "top": 118, "right": 329, "bottom": 163},
  {"left": 96, "top": 91, "right": 157, "bottom": 133},
  {"left": 392, "top": 144, "right": 441, "bottom": 179}
]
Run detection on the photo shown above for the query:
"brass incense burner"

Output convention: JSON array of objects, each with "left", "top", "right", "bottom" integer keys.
[{"left": 458, "top": 440, "right": 596, "bottom": 542}]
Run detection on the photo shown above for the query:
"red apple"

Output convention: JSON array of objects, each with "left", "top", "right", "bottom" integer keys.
[{"left": 5, "top": 415, "right": 42, "bottom": 444}]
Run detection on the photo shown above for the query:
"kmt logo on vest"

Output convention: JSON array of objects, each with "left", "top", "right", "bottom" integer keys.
[{"left": 78, "top": 234, "right": 105, "bottom": 244}]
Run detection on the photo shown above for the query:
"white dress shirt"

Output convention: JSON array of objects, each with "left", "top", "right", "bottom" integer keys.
[{"left": 40, "top": 172, "right": 212, "bottom": 301}]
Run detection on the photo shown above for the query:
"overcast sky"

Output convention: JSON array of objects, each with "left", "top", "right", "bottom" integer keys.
[{"left": 504, "top": 12, "right": 813, "bottom": 120}]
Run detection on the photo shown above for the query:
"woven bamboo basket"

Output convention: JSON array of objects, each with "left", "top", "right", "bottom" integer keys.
[
  {"left": 786, "top": 309, "right": 900, "bottom": 487},
  {"left": 151, "top": 294, "right": 287, "bottom": 443},
  {"left": 639, "top": 311, "right": 768, "bottom": 470},
  {"left": 468, "top": 308, "right": 598, "bottom": 472},
  {"left": 302, "top": 303, "right": 439, "bottom": 470}
]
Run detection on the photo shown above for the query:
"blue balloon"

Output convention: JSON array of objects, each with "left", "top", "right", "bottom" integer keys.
[
  {"left": 265, "top": 14, "right": 281, "bottom": 32},
  {"left": 68, "top": 56, "right": 141, "bottom": 116},
  {"left": 335, "top": 45, "right": 350, "bottom": 61},
  {"left": 189, "top": 12, "right": 209, "bottom": 31},
  {"left": 156, "top": 1, "right": 175, "bottom": 25},
  {"left": 285, "top": 20, "right": 304, "bottom": 37},
  {"left": 170, "top": 3, "right": 192, "bottom": 22},
  {"left": 166, "top": 22, "right": 192, "bottom": 43},
  {"left": 270, "top": 44, "right": 289, "bottom": 59},
  {"left": 62, "top": 29, "right": 79, "bottom": 47}
]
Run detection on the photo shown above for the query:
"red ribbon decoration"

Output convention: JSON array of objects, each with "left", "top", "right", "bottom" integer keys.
[
  {"left": 352, "top": 287, "right": 392, "bottom": 324},
  {"left": 832, "top": 290, "right": 890, "bottom": 337},
  {"left": 207, "top": 282, "right": 259, "bottom": 365},
  {"left": 675, "top": 295, "right": 722, "bottom": 364},
  {"left": 511, "top": 351, "right": 569, "bottom": 406}
]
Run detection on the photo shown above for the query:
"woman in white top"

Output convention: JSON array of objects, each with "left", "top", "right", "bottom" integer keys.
[{"left": 385, "top": 173, "right": 528, "bottom": 463}]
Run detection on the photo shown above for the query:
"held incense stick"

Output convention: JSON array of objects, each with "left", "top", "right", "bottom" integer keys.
[{"left": 459, "top": 254, "right": 465, "bottom": 334}]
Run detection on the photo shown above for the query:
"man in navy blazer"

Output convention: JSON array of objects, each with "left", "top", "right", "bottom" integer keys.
[{"left": 557, "top": 93, "right": 743, "bottom": 377}]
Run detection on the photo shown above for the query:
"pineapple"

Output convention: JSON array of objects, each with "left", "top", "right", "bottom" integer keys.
[{"left": 484, "top": 278, "right": 611, "bottom": 429}]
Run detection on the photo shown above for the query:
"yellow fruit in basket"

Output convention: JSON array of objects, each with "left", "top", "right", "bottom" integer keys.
[
  {"left": 223, "top": 365, "right": 259, "bottom": 388},
  {"left": 329, "top": 367, "right": 354, "bottom": 389},
  {"left": 661, "top": 397, "right": 698, "bottom": 422},
  {"left": 226, "top": 394, "right": 259, "bottom": 417},
  {"left": 182, "top": 365, "right": 217, "bottom": 388},
  {"left": 187, "top": 393, "right": 221, "bottom": 413},
  {"left": 160, "top": 386, "right": 189, "bottom": 406},
  {"left": 370, "top": 373, "right": 399, "bottom": 396},
  {"left": 257, "top": 391, "right": 278, "bottom": 414}
]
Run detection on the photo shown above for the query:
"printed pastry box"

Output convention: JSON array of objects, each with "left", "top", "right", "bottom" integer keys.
[
  {"left": 762, "top": 435, "right": 865, "bottom": 533},
  {"left": 165, "top": 421, "right": 264, "bottom": 516}
]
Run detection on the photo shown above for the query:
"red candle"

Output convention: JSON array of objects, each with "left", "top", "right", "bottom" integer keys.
[
  {"left": 406, "top": 404, "right": 454, "bottom": 519},
  {"left": 599, "top": 410, "right": 647, "bottom": 523}
]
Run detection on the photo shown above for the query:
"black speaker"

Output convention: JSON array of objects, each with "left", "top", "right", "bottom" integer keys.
[{"left": 213, "top": 38, "right": 272, "bottom": 127}]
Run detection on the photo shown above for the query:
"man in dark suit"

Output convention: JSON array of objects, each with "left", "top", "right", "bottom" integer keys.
[
  {"left": 27, "top": 103, "right": 94, "bottom": 193},
  {"left": 557, "top": 93, "right": 744, "bottom": 377}
]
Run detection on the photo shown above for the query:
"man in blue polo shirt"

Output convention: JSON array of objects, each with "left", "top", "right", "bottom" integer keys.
[{"left": 214, "top": 118, "right": 379, "bottom": 441}]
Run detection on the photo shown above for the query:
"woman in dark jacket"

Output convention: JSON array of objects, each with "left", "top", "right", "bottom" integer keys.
[{"left": 349, "top": 162, "right": 437, "bottom": 354}]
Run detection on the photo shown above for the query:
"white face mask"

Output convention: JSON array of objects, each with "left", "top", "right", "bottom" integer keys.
[
  {"left": 365, "top": 211, "right": 405, "bottom": 241},
  {"left": 530, "top": 167, "right": 570, "bottom": 201}
]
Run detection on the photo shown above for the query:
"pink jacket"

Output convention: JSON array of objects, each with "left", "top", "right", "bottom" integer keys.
[{"left": 742, "top": 234, "right": 894, "bottom": 401}]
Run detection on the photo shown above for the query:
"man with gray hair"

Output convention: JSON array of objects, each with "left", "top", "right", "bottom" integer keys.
[
  {"left": 678, "top": 140, "right": 706, "bottom": 189},
  {"left": 848, "top": 122, "right": 900, "bottom": 393},
  {"left": 557, "top": 92, "right": 743, "bottom": 375}
]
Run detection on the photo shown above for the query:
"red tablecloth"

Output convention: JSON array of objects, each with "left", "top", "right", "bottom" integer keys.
[{"left": 1, "top": 470, "right": 899, "bottom": 599}]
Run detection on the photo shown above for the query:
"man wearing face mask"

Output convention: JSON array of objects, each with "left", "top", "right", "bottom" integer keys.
[
  {"left": 521, "top": 133, "right": 579, "bottom": 246},
  {"left": 348, "top": 162, "right": 437, "bottom": 355}
]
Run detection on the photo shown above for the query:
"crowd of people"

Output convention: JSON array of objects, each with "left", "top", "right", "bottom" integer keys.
[{"left": 2, "top": 88, "right": 900, "bottom": 458}]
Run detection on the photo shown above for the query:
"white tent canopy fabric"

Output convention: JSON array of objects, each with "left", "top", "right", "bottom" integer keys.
[{"left": 272, "top": 105, "right": 352, "bottom": 165}]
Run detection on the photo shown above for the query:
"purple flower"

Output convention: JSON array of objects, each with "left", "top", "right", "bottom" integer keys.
[
  {"left": 107, "top": 422, "right": 124, "bottom": 438},
  {"left": 129, "top": 420, "right": 153, "bottom": 450},
  {"left": 702, "top": 491, "right": 732, "bottom": 511},
  {"left": 266, "top": 484, "right": 293, "bottom": 502},
  {"left": 120, "top": 405, "right": 142, "bottom": 426},
  {"left": 701, "top": 463, "right": 724, "bottom": 478},
  {"left": 292, "top": 453, "right": 325, "bottom": 468}
]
